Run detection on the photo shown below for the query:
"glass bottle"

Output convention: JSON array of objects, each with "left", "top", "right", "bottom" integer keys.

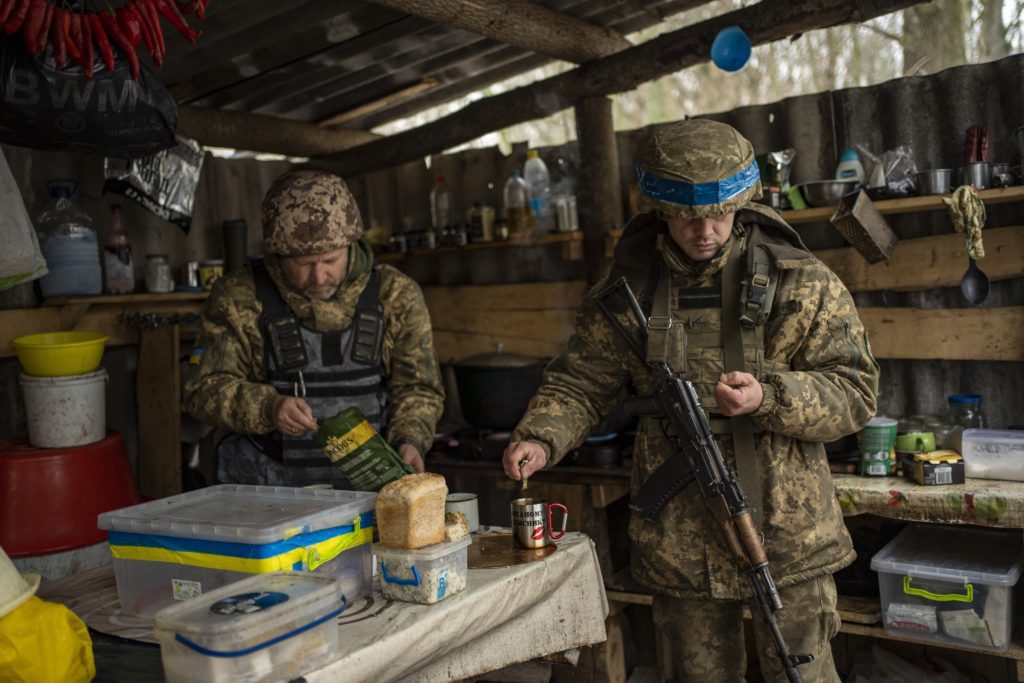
[{"left": 103, "top": 203, "right": 135, "bottom": 294}]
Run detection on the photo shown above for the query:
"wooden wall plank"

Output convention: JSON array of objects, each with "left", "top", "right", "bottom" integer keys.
[
  {"left": 136, "top": 325, "right": 182, "bottom": 499},
  {"left": 423, "top": 280, "right": 585, "bottom": 361},
  {"left": 817, "top": 226, "right": 1024, "bottom": 293},
  {"left": 861, "top": 306, "right": 1024, "bottom": 361}
]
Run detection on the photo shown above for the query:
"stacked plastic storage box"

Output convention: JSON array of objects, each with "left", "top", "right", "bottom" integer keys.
[
  {"left": 871, "top": 524, "right": 1024, "bottom": 652},
  {"left": 98, "top": 485, "right": 376, "bottom": 617}
]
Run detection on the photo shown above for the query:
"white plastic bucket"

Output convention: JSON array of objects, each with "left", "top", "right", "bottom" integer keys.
[{"left": 20, "top": 368, "right": 107, "bottom": 448}]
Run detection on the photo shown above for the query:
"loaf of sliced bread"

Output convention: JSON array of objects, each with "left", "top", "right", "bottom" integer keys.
[{"left": 376, "top": 473, "right": 448, "bottom": 549}]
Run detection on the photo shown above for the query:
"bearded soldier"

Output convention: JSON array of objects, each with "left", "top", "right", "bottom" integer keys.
[
  {"left": 186, "top": 170, "right": 444, "bottom": 487},
  {"left": 503, "top": 119, "right": 878, "bottom": 681}
]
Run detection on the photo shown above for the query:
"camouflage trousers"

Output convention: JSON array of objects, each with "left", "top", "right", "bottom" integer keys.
[{"left": 652, "top": 574, "right": 841, "bottom": 683}]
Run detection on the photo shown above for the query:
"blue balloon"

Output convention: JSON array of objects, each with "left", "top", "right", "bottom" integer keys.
[{"left": 711, "top": 26, "right": 751, "bottom": 72}]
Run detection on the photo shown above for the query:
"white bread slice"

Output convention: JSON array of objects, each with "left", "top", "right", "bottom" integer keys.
[
  {"left": 444, "top": 512, "right": 470, "bottom": 542},
  {"left": 376, "top": 473, "right": 448, "bottom": 549}
]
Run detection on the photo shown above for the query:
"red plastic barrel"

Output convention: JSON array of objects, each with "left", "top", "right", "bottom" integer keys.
[{"left": 0, "top": 430, "right": 140, "bottom": 557}]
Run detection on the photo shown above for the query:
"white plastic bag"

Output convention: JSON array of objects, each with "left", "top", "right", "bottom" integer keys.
[{"left": 0, "top": 148, "right": 47, "bottom": 290}]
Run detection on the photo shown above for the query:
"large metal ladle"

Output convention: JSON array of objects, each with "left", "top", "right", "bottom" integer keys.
[{"left": 960, "top": 257, "right": 990, "bottom": 305}]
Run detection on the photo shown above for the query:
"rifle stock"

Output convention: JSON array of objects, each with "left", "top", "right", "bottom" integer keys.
[{"left": 595, "top": 276, "right": 811, "bottom": 683}]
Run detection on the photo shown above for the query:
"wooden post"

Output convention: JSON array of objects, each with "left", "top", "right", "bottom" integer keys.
[
  {"left": 575, "top": 96, "right": 622, "bottom": 284},
  {"left": 137, "top": 325, "right": 182, "bottom": 499}
]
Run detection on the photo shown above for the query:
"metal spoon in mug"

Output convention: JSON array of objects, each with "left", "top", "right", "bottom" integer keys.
[{"left": 518, "top": 455, "right": 531, "bottom": 491}]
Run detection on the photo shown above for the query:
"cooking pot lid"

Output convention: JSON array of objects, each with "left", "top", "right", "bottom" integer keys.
[{"left": 454, "top": 343, "right": 542, "bottom": 368}]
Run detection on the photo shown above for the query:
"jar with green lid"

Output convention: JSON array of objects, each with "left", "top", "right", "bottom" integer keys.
[{"left": 315, "top": 406, "right": 414, "bottom": 491}]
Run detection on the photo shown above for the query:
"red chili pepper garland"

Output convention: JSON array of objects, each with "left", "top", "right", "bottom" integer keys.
[{"left": 5, "top": 0, "right": 207, "bottom": 80}]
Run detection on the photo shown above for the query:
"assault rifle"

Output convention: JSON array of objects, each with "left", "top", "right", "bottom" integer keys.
[{"left": 595, "top": 276, "right": 812, "bottom": 683}]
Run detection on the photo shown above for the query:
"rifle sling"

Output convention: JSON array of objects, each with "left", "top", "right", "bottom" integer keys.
[
  {"left": 629, "top": 447, "right": 696, "bottom": 522},
  {"left": 721, "top": 236, "right": 763, "bottom": 523}
]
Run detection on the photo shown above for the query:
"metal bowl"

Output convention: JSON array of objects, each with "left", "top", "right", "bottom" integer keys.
[{"left": 795, "top": 179, "right": 859, "bottom": 208}]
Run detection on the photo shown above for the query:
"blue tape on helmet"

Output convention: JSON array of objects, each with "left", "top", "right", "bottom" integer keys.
[{"left": 636, "top": 160, "right": 760, "bottom": 207}]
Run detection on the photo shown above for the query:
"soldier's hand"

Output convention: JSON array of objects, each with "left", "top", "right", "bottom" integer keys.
[
  {"left": 715, "top": 371, "right": 764, "bottom": 416},
  {"left": 398, "top": 443, "right": 425, "bottom": 473},
  {"left": 274, "top": 396, "right": 318, "bottom": 435},
  {"left": 502, "top": 441, "right": 547, "bottom": 481}
]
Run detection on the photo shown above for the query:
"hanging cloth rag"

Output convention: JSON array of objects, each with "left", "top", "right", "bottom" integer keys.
[{"left": 943, "top": 185, "right": 986, "bottom": 259}]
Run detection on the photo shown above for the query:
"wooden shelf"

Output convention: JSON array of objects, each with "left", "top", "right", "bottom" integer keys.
[
  {"left": 42, "top": 291, "right": 209, "bottom": 306},
  {"left": 781, "top": 185, "right": 1024, "bottom": 225},
  {"left": 377, "top": 231, "right": 584, "bottom": 262}
]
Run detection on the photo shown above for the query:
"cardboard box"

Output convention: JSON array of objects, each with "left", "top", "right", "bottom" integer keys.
[{"left": 905, "top": 450, "right": 965, "bottom": 486}]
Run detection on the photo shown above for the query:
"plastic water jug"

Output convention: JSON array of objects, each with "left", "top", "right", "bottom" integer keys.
[{"left": 35, "top": 180, "right": 102, "bottom": 298}]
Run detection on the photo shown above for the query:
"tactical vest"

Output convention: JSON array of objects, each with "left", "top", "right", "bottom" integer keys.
[
  {"left": 611, "top": 205, "right": 814, "bottom": 518},
  {"left": 216, "top": 261, "right": 386, "bottom": 487}
]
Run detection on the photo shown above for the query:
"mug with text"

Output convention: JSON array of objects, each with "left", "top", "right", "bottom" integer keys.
[{"left": 511, "top": 498, "right": 568, "bottom": 549}]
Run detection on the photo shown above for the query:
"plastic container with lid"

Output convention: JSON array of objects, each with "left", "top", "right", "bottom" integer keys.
[
  {"left": 103, "top": 203, "right": 134, "bottom": 294},
  {"left": 373, "top": 535, "right": 472, "bottom": 604},
  {"left": 430, "top": 175, "right": 453, "bottom": 230},
  {"left": 503, "top": 171, "right": 533, "bottom": 236},
  {"left": 35, "top": 179, "right": 102, "bottom": 297},
  {"left": 524, "top": 150, "right": 554, "bottom": 233},
  {"left": 97, "top": 485, "right": 376, "bottom": 617},
  {"left": 960, "top": 429, "right": 1024, "bottom": 482},
  {"left": 870, "top": 524, "right": 1024, "bottom": 652},
  {"left": 154, "top": 571, "right": 344, "bottom": 683}
]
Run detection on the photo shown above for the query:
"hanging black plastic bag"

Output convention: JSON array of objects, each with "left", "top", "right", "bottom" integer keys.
[
  {"left": 0, "top": 36, "right": 176, "bottom": 158},
  {"left": 104, "top": 135, "right": 204, "bottom": 232}
]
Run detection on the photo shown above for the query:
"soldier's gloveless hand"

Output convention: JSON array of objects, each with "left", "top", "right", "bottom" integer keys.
[
  {"left": 398, "top": 443, "right": 425, "bottom": 473},
  {"left": 714, "top": 371, "right": 764, "bottom": 416},
  {"left": 502, "top": 441, "right": 547, "bottom": 481},
  {"left": 273, "top": 396, "right": 319, "bottom": 435}
]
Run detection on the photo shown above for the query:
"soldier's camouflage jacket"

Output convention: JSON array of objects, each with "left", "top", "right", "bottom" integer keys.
[
  {"left": 512, "top": 205, "right": 879, "bottom": 600},
  {"left": 184, "top": 240, "right": 444, "bottom": 456}
]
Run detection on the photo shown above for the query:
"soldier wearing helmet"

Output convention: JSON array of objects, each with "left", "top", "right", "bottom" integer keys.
[
  {"left": 503, "top": 119, "right": 878, "bottom": 681},
  {"left": 185, "top": 170, "right": 444, "bottom": 487}
]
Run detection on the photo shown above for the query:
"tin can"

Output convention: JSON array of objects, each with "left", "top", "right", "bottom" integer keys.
[
  {"left": 198, "top": 259, "right": 224, "bottom": 291},
  {"left": 184, "top": 261, "right": 200, "bottom": 288}
]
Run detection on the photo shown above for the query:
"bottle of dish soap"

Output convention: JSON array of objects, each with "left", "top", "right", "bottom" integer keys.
[{"left": 835, "top": 148, "right": 865, "bottom": 184}]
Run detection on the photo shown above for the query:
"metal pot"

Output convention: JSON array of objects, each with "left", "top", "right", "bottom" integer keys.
[
  {"left": 959, "top": 162, "right": 991, "bottom": 190},
  {"left": 915, "top": 169, "right": 953, "bottom": 195},
  {"left": 452, "top": 344, "right": 546, "bottom": 431}
]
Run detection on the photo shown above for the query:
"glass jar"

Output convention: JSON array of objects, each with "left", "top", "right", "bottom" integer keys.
[
  {"left": 145, "top": 254, "right": 174, "bottom": 293},
  {"left": 943, "top": 393, "right": 985, "bottom": 452}
]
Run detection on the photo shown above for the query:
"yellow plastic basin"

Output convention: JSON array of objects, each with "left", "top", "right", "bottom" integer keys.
[{"left": 12, "top": 332, "right": 109, "bottom": 377}]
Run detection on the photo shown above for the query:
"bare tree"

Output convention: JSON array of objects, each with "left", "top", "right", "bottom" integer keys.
[
  {"left": 902, "top": 0, "right": 968, "bottom": 75},
  {"left": 978, "top": 0, "right": 1012, "bottom": 60}
]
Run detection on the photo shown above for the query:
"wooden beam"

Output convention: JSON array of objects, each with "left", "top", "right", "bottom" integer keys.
[
  {"left": 816, "top": 225, "right": 1024, "bottom": 292},
  {"left": 575, "top": 96, "right": 622, "bottom": 284},
  {"left": 861, "top": 306, "right": 1024, "bottom": 361},
  {"left": 179, "top": 106, "right": 378, "bottom": 157},
  {"left": 363, "top": 0, "right": 631, "bottom": 63},
  {"left": 324, "top": 0, "right": 925, "bottom": 174},
  {"left": 319, "top": 79, "right": 439, "bottom": 128}
]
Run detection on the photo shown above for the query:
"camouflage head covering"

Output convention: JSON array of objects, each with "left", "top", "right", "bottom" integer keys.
[
  {"left": 262, "top": 170, "right": 364, "bottom": 256},
  {"left": 636, "top": 119, "right": 762, "bottom": 220}
]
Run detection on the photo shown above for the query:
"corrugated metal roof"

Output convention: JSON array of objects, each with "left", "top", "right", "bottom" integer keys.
[{"left": 162, "top": 0, "right": 708, "bottom": 128}]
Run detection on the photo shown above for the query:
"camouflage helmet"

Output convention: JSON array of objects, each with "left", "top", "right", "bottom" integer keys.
[
  {"left": 635, "top": 119, "right": 762, "bottom": 220},
  {"left": 262, "top": 170, "right": 363, "bottom": 256}
]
